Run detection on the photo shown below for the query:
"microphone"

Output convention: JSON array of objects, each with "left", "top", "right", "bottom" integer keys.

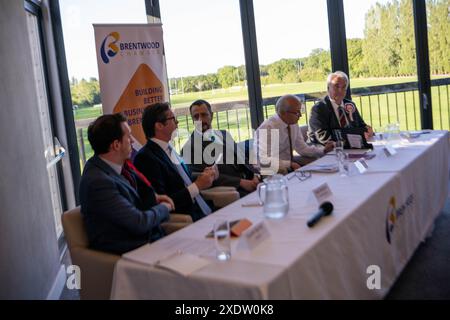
[{"left": 306, "top": 202, "right": 334, "bottom": 228}]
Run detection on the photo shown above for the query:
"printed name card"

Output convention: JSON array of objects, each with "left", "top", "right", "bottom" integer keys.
[
  {"left": 241, "top": 222, "right": 270, "bottom": 250},
  {"left": 313, "top": 183, "right": 333, "bottom": 204},
  {"left": 354, "top": 158, "right": 368, "bottom": 174},
  {"left": 383, "top": 145, "right": 397, "bottom": 157},
  {"left": 347, "top": 134, "right": 363, "bottom": 149}
]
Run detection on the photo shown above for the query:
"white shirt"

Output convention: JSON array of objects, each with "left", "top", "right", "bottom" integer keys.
[
  {"left": 254, "top": 113, "right": 324, "bottom": 172},
  {"left": 99, "top": 156, "right": 122, "bottom": 175},
  {"left": 330, "top": 98, "right": 349, "bottom": 126},
  {"left": 150, "top": 138, "right": 199, "bottom": 201}
]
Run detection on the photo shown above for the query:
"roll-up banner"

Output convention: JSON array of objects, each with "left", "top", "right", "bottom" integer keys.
[{"left": 94, "top": 23, "right": 168, "bottom": 150}]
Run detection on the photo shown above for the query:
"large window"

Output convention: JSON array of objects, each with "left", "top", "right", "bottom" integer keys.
[
  {"left": 344, "top": 0, "right": 420, "bottom": 131},
  {"left": 159, "top": 0, "right": 251, "bottom": 147},
  {"left": 59, "top": 0, "right": 147, "bottom": 165},
  {"left": 426, "top": 0, "right": 450, "bottom": 130},
  {"left": 253, "top": 0, "right": 331, "bottom": 125}
]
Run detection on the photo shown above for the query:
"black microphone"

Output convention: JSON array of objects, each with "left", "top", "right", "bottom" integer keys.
[{"left": 306, "top": 202, "right": 334, "bottom": 228}]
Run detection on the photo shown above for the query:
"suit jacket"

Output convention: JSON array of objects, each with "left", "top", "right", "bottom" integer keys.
[
  {"left": 134, "top": 140, "right": 208, "bottom": 221},
  {"left": 181, "top": 130, "right": 257, "bottom": 197},
  {"left": 79, "top": 155, "right": 170, "bottom": 255},
  {"left": 307, "top": 96, "right": 367, "bottom": 145}
]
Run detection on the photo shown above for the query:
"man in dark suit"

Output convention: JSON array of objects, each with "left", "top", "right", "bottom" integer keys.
[
  {"left": 181, "top": 99, "right": 260, "bottom": 197},
  {"left": 134, "top": 102, "right": 216, "bottom": 221},
  {"left": 79, "top": 114, "right": 175, "bottom": 255},
  {"left": 307, "top": 71, "right": 374, "bottom": 145}
]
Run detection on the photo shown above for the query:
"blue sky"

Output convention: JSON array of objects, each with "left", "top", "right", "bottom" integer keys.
[{"left": 60, "top": 0, "right": 391, "bottom": 80}]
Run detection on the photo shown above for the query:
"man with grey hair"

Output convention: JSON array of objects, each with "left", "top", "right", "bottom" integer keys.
[
  {"left": 255, "top": 94, "right": 334, "bottom": 174},
  {"left": 307, "top": 70, "right": 374, "bottom": 145}
]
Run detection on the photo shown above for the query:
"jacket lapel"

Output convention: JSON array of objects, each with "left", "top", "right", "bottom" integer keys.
[{"left": 91, "top": 155, "right": 139, "bottom": 198}]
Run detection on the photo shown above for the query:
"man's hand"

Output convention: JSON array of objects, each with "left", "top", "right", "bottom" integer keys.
[
  {"left": 290, "top": 162, "right": 301, "bottom": 171},
  {"left": 156, "top": 194, "right": 175, "bottom": 211},
  {"left": 239, "top": 176, "right": 260, "bottom": 192},
  {"left": 324, "top": 141, "right": 335, "bottom": 153},
  {"left": 194, "top": 168, "right": 215, "bottom": 190},
  {"left": 365, "top": 126, "right": 374, "bottom": 139}
]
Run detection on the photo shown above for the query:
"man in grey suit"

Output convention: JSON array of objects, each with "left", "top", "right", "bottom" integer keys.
[
  {"left": 79, "top": 113, "right": 174, "bottom": 255},
  {"left": 181, "top": 99, "right": 260, "bottom": 197},
  {"left": 307, "top": 71, "right": 374, "bottom": 145}
]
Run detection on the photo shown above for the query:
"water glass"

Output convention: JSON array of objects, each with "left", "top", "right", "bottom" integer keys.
[
  {"left": 214, "top": 220, "right": 231, "bottom": 261},
  {"left": 335, "top": 142, "right": 349, "bottom": 176},
  {"left": 257, "top": 174, "right": 289, "bottom": 219}
]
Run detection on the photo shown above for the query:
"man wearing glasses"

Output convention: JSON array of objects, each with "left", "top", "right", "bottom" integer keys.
[
  {"left": 255, "top": 94, "right": 334, "bottom": 174},
  {"left": 307, "top": 71, "right": 374, "bottom": 145},
  {"left": 134, "top": 102, "right": 216, "bottom": 221}
]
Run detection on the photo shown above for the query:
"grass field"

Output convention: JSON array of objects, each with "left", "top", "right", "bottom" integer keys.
[{"left": 74, "top": 76, "right": 449, "bottom": 165}]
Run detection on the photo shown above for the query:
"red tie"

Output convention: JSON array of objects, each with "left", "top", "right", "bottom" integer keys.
[
  {"left": 122, "top": 159, "right": 151, "bottom": 188},
  {"left": 338, "top": 106, "right": 347, "bottom": 128}
]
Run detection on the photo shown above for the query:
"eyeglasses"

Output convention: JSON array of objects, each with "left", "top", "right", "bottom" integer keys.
[
  {"left": 164, "top": 116, "right": 177, "bottom": 123},
  {"left": 286, "top": 111, "right": 301, "bottom": 117},
  {"left": 287, "top": 170, "right": 312, "bottom": 181}
]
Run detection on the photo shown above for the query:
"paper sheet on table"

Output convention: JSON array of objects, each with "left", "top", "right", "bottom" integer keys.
[
  {"left": 123, "top": 237, "right": 216, "bottom": 266},
  {"left": 155, "top": 252, "right": 212, "bottom": 276}
]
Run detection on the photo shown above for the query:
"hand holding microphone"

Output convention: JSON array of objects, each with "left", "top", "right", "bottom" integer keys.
[{"left": 307, "top": 201, "right": 334, "bottom": 228}]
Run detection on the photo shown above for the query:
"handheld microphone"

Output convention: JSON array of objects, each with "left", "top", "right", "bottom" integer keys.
[{"left": 306, "top": 201, "right": 334, "bottom": 228}]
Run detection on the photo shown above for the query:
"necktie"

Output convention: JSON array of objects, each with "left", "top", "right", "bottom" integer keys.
[
  {"left": 121, "top": 162, "right": 137, "bottom": 189},
  {"left": 167, "top": 145, "right": 212, "bottom": 216},
  {"left": 338, "top": 106, "right": 348, "bottom": 128},
  {"left": 287, "top": 125, "right": 293, "bottom": 162},
  {"left": 124, "top": 159, "right": 151, "bottom": 187}
]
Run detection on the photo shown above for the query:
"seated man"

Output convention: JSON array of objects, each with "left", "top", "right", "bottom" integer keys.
[
  {"left": 134, "top": 102, "right": 216, "bottom": 222},
  {"left": 255, "top": 94, "right": 334, "bottom": 174},
  {"left": 79, "top": 114, "right": 174, "bottom": 255},
  {"left": 307, "top": 70, "right": 374, "bottom": 145},
  {"left": 181, "top": 99, "right": 260, "bottom": 197}
]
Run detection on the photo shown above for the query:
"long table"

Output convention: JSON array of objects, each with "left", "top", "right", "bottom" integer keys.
[{"left": 111, "top": 131, "right": 449, "bottom": 299}]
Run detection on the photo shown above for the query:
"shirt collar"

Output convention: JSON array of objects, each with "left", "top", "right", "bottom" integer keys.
[
  {"left": 99, "top": 156, "right": 122, "bottom": 175},
  {"left": 151, "top": 137, "right": 170, "bottom": 151},
  {"left": 329, "top": 98, "right": 344, "bottom": 110},
  {"left": 273, "top": 113, "right": 289, "bottom": 128}
]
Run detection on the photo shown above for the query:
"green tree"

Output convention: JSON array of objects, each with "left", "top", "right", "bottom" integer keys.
[
  {"left": 217, "top": 66, "right": 236, "bottom": 88},
  {"left": 427, "top": 0, "right": 450, "bottom": 74},
  {"left": 398, "top": 0, "right": 416, "bottom": 75}
]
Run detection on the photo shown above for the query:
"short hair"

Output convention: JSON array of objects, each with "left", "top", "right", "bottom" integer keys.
[
  {"left": 189, "top": 99, "right": 212, "bottom": 115},
  {"left": 327, "top": 71, "right": 349, "bottom": 90},
  {"left": 275, "top": 94, "right": 302, "bottom": 113},
  {"left": 141, "top": 102, "right": 171, "bottom": 139},
  {"left": 87, "top": 113, "right": 127, "bottom": 155}
]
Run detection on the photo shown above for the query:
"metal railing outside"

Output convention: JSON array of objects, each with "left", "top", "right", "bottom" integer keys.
[{"left": 75, "top": 78, "right": 450, "bottom": 168}]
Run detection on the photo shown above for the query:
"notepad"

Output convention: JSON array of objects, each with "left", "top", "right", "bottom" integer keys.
[
  {"left": 299, "top": 163, "right": 339, "bottom": 173},
  {"left": 155, "top": 252, "right": 211, "bottom": 276}
]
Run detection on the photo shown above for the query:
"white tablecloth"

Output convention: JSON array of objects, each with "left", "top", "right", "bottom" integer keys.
[{"left": 111, "top": 131, "right": 449, "bottom": 299}]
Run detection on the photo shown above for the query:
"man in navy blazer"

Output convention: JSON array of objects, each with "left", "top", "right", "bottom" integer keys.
[
  {"left": 79, "top": 114, "right": 174, "bottom": 255},
  {"left": 307, "top": 71, "right": 374, "bottom": 145},
  {"left": 134, "top": 102, "right": 216, "bottom": 222}
]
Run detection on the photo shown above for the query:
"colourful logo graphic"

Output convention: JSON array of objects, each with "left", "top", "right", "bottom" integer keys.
[
  {"left": 385, "top": 197, "right": 397, "bottom": 244},
  {"left": 100, "top": 32, "right": 120, "bottom": 64},
  {"left": 385, "top": 194, "right": 414, "bottom": 244}
]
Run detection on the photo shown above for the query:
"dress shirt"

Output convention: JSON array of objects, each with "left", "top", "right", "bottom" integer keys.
[
  {"left": 330, "top": 98, "right": 349, "bottom": 127},
  {"left": 99, "top": 156, "right": 122, "bottom": 175},
  {"left": 150, "top": 138, "right": 199, "bottom": 201},
  {"left": 255, "top": 113, "right": 324, "bottom": 171}
]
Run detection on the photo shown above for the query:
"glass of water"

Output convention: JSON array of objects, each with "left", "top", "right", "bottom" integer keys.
[
  {"left": 214, "top": 220, "right": 231, "bottom": 261},
  {"left": 335, "top": 140, "right": 349, "bottom": 176}
]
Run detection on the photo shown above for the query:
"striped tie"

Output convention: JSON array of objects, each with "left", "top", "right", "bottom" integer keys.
[
  {"left": 338, "top": 106, "right": 347, "bottom": 128},
  {"left": 167, "top": 145, "right": 212, "bottom": 216}
]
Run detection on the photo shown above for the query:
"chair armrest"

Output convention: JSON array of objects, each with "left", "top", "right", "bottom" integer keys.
[{"left": 200, "top": 187, "right": 240, "bottom": 208}]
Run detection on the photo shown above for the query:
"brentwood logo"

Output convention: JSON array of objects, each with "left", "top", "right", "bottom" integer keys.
[
  {"left": 385, "top": 194, "right": 414, "bottom": 244},
  {"left": 100, "top": 31, "right": 161, "bottom": 64},
  {"left": 100, "top": 32, "right": 120, "bottom": 64}
]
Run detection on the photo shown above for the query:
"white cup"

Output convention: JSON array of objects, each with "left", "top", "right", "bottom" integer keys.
[{"left": 214, "top": 220, "right": 231, "bottom": 261}]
